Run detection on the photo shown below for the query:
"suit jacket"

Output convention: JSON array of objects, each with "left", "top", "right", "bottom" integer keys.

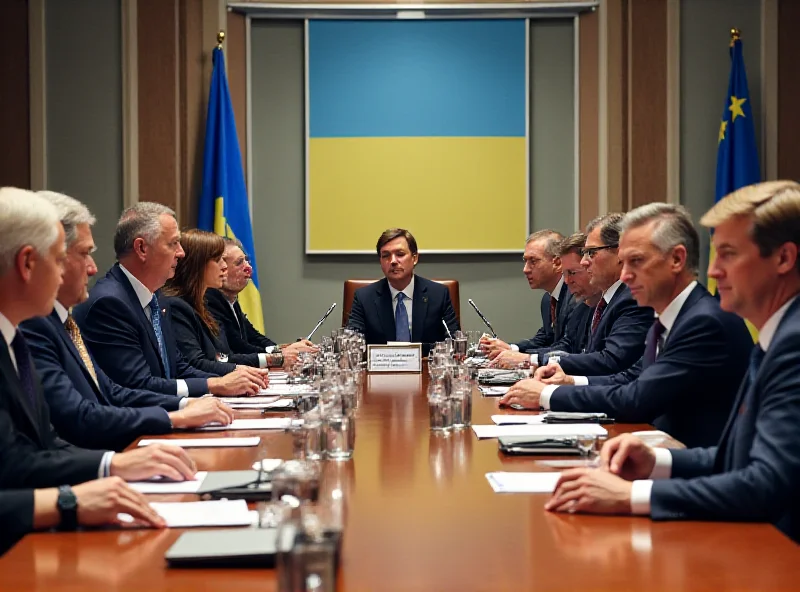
[
  {"left": 166, "top": 296, "right": 261, "bottom": 375},
  {"left": 541, "top": 283, "right": 652, "bottom": 376},
  {"left": 0, "top": 490, "right": 34, "bottom": 557},
  {"left": 206, "top": 288, "right": 276, "bottom": 354},
  {"left": 650, "top": 296, "right": 800, "bottom": 543},
  {"left": 549, "top": 285, "right": 753, "bottom": 447},
  {"left": 73, "top": 264, "right": 213, "bottom": 397},
  {"left": 515, "top": 282, "right": 577, "bottom": 352},
  {"left": 0, "top": 337, "right": 105, "bottom": 489},
  {"left": 20, "top": 310, "right": 178, "bottom": 451},
  {"left": 346, "top": 275, "right": 459, "bottom": 355}
]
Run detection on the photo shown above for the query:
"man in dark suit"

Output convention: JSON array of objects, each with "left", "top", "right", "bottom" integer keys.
[
  {"left": 21, "top": 192, "right": 233, "bottom": 451},
  {"left": 481, "top": 230, "right": 577, "bottom": 357},
  {"left": 347, "top": 228, "right": 459, "bottom": 354},
  {"left": 205, "top": 238, "right": 315, "bottom": 369},
  {"left": 545, "top": 181, "right": 800, "bottom": 543},
  {"left": 0, "top": 188, "right": 197, "bottom": 490},
  {"left": 73, "top": 202, "right": 265, "bottom": 397},
  {"left": 501, "top": 203, "right": 753, "bottom": 447}
]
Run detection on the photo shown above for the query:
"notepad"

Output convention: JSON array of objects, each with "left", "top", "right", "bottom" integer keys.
[
  {"left": 491, "top": 414, "right": 546, "bottom": 426},
  {"left": 485, "top": 472, "right": 561, "bottom": 493},
  {"left": 472, "top": 423, "right": 607, "bottom": 440},
  {"left": 138, "top": 500, "right": 255, "bottom": 528},
  {"left": 227, "top": 399, "right": 295, "bottom": 410},
  {"left": 128, "top": 472, "right": 208, "bottom": 494},
  {"left": 138, "top": 437, "right": 261, "bottom": 448},
  {"left": 199, "top": 418, "right": 294, "bottom": 431}
]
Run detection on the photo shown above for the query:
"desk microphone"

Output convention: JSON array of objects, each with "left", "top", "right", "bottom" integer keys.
[
  {"left": 467, "top": 298, "right": 497, "bottom": 338},
  {"left": 441, "top": 318, "right": 453, "bottom": 339},
  {"left": 303, "top": 302, "right": 336, "bottom": 341}
]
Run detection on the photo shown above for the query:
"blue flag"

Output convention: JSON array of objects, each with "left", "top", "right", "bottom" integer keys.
[
  {"left": 711, "top": 35, "right": 759, "bottom": 338},
  {"left": 198, "top": 47, "right": 264, "bottom": 333}
]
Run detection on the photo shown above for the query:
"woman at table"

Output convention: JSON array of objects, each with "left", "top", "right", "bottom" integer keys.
[
  {"left": 1, "top": 478, "right": 163, "bottom": 556},
  {"left": 162, "top": 229, "right": 280, "bottom": 376}
]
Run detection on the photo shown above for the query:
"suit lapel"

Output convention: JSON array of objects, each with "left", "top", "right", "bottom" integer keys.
[
  {"left": 234, "top": 301, "right": 247, "bottom": 339},
  {"left": 661, "top": 285, "right": 704, "bottom": 351},
  {"left": 411, "top": 279, "right": 428, "bottom": 343},
  {"left": 0, "top": 340, "right": 44, "bottom": 445},
  {"left": 49, "top": 312, "right": 105, "bottom": 402},
  {"left": 374, "top": 279, "right": 396, "bottom": 341}
]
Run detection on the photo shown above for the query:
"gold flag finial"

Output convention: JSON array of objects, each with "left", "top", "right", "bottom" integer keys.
[
  {"left": 217, "top": 30, "right": 225, "bottom": 50},
  {"left": 730, "top": 28, "right": 741, "bottom": 47}
]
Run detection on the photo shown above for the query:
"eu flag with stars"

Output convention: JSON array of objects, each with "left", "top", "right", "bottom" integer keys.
[
  {"left": 711, "top": 33, "right": 759, "bottom": 338},
  {"left": 198, "top": 46, "right": 264, "bottom": 333}
]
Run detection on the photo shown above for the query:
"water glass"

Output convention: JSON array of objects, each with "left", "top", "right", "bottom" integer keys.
[
  {"left": 576, "top": 434, "right": 597, "bottom": 458},
  {"left": 271, "top": 460, "right": 321, "bottom": 504},
  {"left": 302, "top": 408, "right": 324, "bottom": 460},
  {"left": 324, "top": 411, "right": 355, "bottom": 461},
  {"left": 453, "top": 331, "right": 468, "bottom": 363},
  {"left": 428, "top": 394, "right": 454, "bottom": 433},
  {"left": 450, "top": 391, "right": 472, "bottom": 430}
]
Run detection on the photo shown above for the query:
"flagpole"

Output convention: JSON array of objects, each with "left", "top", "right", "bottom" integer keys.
[
  {"left": 730, "top": 27, "right": 740, "bottom": 47},
  {"left": 217, "top": 30, "right": 225, "bottom": 50}
]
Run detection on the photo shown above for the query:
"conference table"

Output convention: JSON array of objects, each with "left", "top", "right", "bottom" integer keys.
[{"left": 1, "top": 369, "right": 797, "bottom": 591}]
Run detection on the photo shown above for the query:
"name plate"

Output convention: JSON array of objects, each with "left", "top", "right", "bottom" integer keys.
[{"left": 367, "top": 344, "right": 423, "bottom": 373}]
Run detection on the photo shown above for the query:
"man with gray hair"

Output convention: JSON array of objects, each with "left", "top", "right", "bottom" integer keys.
[
  {"left": 21, "top": 191, "right": 235, "bottom": 451},
  {"left": 500, "top": 202, "right": 753, "bottom": 448},
  {"left": 481, "top": 229, "right": 580, "bottom": 359},
  {"left": 74, "top": 202, "right": 266, "bottom": 397}
]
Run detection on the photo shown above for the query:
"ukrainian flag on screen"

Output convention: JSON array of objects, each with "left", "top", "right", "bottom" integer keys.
[{"left": 307, "top": 19, "right": 528, "bottom": 253}]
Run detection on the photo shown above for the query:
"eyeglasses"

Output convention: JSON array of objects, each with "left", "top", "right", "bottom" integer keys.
[{"left": 580, "top": 245, "right": 618, "bottom": 259}]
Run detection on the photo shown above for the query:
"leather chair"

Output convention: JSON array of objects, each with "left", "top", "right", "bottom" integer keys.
[{"left": 342, "top": 279, "right": 461, "bottom": 328}]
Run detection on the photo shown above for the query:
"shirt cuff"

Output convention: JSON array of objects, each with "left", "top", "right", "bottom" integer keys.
[
  {"left": 258, "top": 353, "right": 268, "bottom": 368},
  {"left": 572, "top": 376, "right": 589, "bottom": 386},
  {"left": 529, "top": 354, "right": 538, "bottom": 367},
  {"left": 630, "top": 480, "right": 653, "bottom": 515},
  {"left": 178, "top": 397, "right": 190, "bottom": 410},
  {"left": 99, "top": 451, "right": 115, "bottom": 478},
  {"left": 176, "top": 379, "right": 189, "bottom": 398},
  {"left": 510, "top": 344, "right": 520, "bottom": 352},
  {"left": 540, "top": 385, "right": 558, "bottom": 410},
  {"left": 649, "top": 447, "right": 673, "bottom": 479}
]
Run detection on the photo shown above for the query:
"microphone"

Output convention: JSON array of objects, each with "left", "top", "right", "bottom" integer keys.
[
  {"left": 468, "top": 298, "right": 497, "bottom": 338},
  {"left": 303, "top": 303, "right": 337, "bottom": 341},
  {"left": 441, "top": 318, "right": 453, "bottom": 339}
]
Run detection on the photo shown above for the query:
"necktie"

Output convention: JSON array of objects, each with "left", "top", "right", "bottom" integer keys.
[
  {"left": 64, "top": 314, "right": 99, "bottom": 387},
  {"left": 549, "top": 296, "right": 557, "bottom": 329},
  {"left": 747, "top": 345, "right": 765, "bottom": 385},
  {"left": 642, "top": 319, "right": 666, "bottom": 367},
  {"left": 395, "top": 293, "right": 411, "bottom": 342},
  {"left": 591, "top": 299, "right": 607, "bottom": 334},
  {"left": 11, "top": 331, "right": 37, "bottom": 406},
  {"left": 149, "top": 295, "right": 171, "bottom": 379}
]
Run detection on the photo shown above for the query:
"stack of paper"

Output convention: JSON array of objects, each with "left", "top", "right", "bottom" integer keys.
[
  {"left": 138, "top": 437, "right": 261, "bottom": 448},
  {"left": 126, "top": 500, "right": 256, "bottom": 528},
  {"left": 200, "top": 418, "right": 294, "bottom": 431},
  {"left": 478, "top": 386, "right": 510, "bottom": 396},
  {"left": 226, "top": 398, "right": 295, "bottom": 410},
  {"left": 258, "top": 384, "right": 318, "bottom": 397},
  {"left": 128, "top": 472, "right": 208, "bottom": 494},
  {"left": 490, "top": 414, "right": 546, "bottom": 425},
  {"left": 471, "top": 423, "right": 607, "bottom": 440},
  {"left": 485, "top": 472, "right": 561, "bottom": 493}
]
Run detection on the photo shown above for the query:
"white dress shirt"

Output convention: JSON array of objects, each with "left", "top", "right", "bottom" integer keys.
[
  {"left": 119, "top": 265, "right": 189, "bottom": 397},
  {"left": 513, "top": 277, "right": 565, "bottom": 357},
  {"left": 629, "top": 293, "right": 799, "bottom": 515},
  {"left": 388, "top": 276, "right": 415, "bottom": 339}
]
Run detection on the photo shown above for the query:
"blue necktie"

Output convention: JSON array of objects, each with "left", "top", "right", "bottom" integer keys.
[
  {"left": 747, "top": 345, "right": 765, "bottom": 385},
  {"left": 395, "top": 293, "right": 411, "bottom": 342},
  {"left": 11, "top": 331, "right": 37, "bottom": 406},
  {"left": 149, "top": 295, "right": 171, "bottom": 379}
]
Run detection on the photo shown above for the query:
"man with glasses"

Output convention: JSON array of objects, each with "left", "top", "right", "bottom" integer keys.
[{"left": 205, "top": 238, "right": 315, "bottom": 370}]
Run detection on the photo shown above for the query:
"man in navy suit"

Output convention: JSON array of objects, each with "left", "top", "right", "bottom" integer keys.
[
  {"left": 546, "top": 181, "right": 800, "bottom": 543},
  {"left": 500, "top": 203, "right": 753, "bottom": 448},
  {"left": 73, "top": 202, "right": 266, "bottom": 398},
  {"left": 21, "top": 192, "right": 233, "bottom": 451},
  {"left": 481, "top": 230, "right": 582, "bottom": 359},
  {"left": 346, "top": 228, "right": 459, "bottom": 355}
]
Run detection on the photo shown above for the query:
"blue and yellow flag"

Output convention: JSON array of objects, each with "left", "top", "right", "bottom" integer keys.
[
  {"left": 711, "top": 32, "right": 760, "bottom": 338},
  {"left": 198, "top": 46, "right": 264, "bottom": 333}
]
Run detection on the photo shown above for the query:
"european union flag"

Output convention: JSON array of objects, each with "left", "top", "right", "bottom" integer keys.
[{"left": 198, "top": 46, "right": 264, "bottom": 333}]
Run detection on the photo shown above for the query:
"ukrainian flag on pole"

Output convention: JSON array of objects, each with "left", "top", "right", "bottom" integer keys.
[
  {"left": 712, "top": 29, "right": 759, "bottom": 338},
  {"left": 198, "top": 43, "right": 265, "bottom": 333}
]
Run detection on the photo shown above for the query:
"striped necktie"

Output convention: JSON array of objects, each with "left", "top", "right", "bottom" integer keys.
[{"left": 64, "top": 314, "right": 99, "bottom": 387}]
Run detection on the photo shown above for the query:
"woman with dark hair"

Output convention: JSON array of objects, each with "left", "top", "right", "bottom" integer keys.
[{"left": 162, "top": 229, "right": 277, "bottom": 377}]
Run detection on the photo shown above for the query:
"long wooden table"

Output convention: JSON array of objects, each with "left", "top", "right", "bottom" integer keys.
[{"left": 1, "top": 371, "right": 798, "bottom": 591}]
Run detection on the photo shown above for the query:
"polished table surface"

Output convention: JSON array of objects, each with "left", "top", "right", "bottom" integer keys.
[{"left": 1, "top": 371, "right": 798, "bottom": 591}]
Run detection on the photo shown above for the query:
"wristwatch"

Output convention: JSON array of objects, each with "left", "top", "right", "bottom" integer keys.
[{"left": 56, "top": 485, "right": 79, "bottom": 531}]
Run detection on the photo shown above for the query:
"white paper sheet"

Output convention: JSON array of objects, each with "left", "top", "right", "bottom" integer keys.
[
  {"left": 471, "top": 423, "right": 607, "bottom": 439},
  {"left": 478, "top": 386, "right": 510, "bottom": 396},
  {"left": 490, "top": 414, "right": 546, "bottom": 425},
  {"left": 486, "top": 472, "right": 562, "bottom": 493},
  {"left": 128, "top": 472, "right": 208, "bottom": 494},
  {"left": 218, "top": 396, "right": 282, "bottom": 405},
  {"left": 199, "top": 418, "right": 294, "bottom": 431},
  {"left": 258, "top": 385, "right": 318, "bottom": 396},
  {"left": 227, "top": 399, "right": 295, "bottom": 410},
  {"left": 137, "top": 437, "right": 261, "bottom": 448},
  {"left": 148, "top": 500, "right": 254, "bottom": 527}
]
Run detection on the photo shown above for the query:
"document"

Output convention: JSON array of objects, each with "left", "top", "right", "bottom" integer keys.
[
  {"left": 472, "top": 423, "right": 607, "bottom": 440},
  {"left": 137, "top": 437, "right": 261, "bottom": 448},
  {"left": 258, "top": 385, "right": 318, "bottom": 396},
  {"left": 199, "top": 418, "right": 294, "bottom": 431},
  {"left": 491, "top": 414, "right": 546, "bottom": 426},
  {"left": 129, "top": 500, "right": 256, "bottom": 528},
  {"left": 128, "top": 472, "right": 208, "bottom": 494},
  {"left": 486, "top": 472, "right": 562, "bottom": 493},
  {"left": 226, "top": 399, "right": 295, "bottom": 410},
  {"left": 219, "top": 396, "right": 282, "bottom": 405},
  {"left": 478, "top": 386, "right": 510, "bottom": 396}
]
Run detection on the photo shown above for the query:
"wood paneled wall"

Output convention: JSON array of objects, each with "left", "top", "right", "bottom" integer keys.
[{"left": 0, "top": 0, "right": 31, "bottom": 189}]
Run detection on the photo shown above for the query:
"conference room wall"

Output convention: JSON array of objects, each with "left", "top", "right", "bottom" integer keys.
[
  {"left": 680, "top": 0, "right": 762, "bottom": 282},
  {"left": 250, "top": 19, "right": 576, "bottom": 342},
  {"left": 44, "top": 0, "right": 124, "bottom": 280}
]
